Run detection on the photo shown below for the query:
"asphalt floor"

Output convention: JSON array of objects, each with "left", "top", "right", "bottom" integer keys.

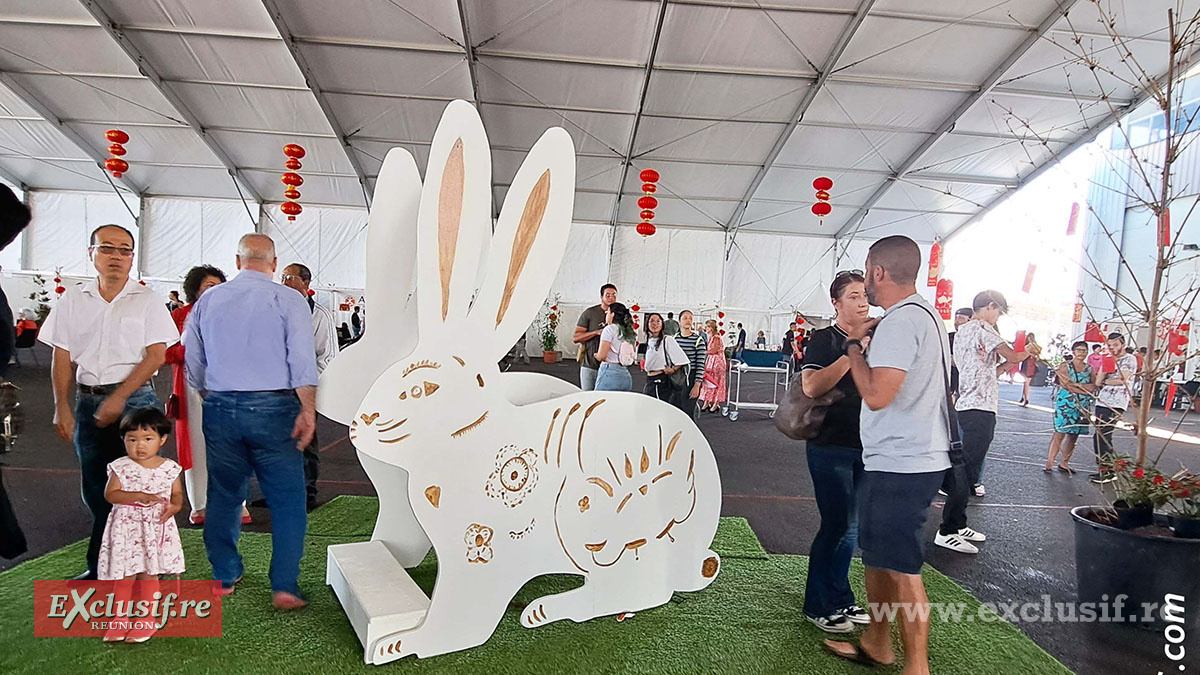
[{"left": 1, "top": 343, "right": 1195, "bottom": 675}]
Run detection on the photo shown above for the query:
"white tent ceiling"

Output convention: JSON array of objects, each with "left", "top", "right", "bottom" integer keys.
[{"left": 0, "top": 0, "right": 1191, "bottom": 245}]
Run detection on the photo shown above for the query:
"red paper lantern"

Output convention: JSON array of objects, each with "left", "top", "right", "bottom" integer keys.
[
  {"left": 283, "top": 143, "right": 307, "bottom": 159},
  {"left": 927, "top": 240, "right": 942, "bottom": 287},
  {"left": 138, "top": 280, "right": 147, "bottom": 286},
  {"left": 1072, "top": 302, "right": 1084, "bottom": 322},
  {"left": 280, "top": 201, "right": 303, "bottom": 221},
  {"left": 719, "top": 330, "right": 726, "bottom": 336},
  {"left": 813, "top": 176, "right": 833, "bottom": 191},
  {"left": 108, "top": 143, "right": 126, "bottom": 157},
  {"left": 105, "top": 129, "right": 129, "bottom": 144},
  {"left": 636, "top": 221, "right": 656, "bottom": 237},
  {"left": 281, "top": 172, "right": 304, "bottom": 187},
  {"left": 104, "top": 157, "right": 129, "bottom": 177},
  {"left": 55, "top": 285, "right": 66, "bottom": 295},
  {"left": 283, "top": 187, "right": 300, "bottom": 200},
  {"left": 641, "top": 183, "right": 657, "bottom": 194},
  {"left": 550, "top": 305, "right": 558, "bottom": 311},
  {"left": 53, "top": 276, "right": 61, "bottom": 283},
  {"left": 718, "top": 312, "right": 725, "bottom": 319},
  {"left": 639, "top": 169, "right": 659, "bottom": 183},
  {"left": 637, "top": 196, "right": 658, "bottom": 210},
  {"left": 307, "top": 289, "right": 315, "bottom": 297},
  {"left": 811, "top": 202, "right": 832, "bottom": 217},
  {"left": 814, "top": 190, "right": 830, "bottom": 201},
  {"left": 935, "top": 278, "right": 954, "bottom": 320},
  {"left": 631, "top": 304, "right": 641, "bottom": 313},
  {"left": 285, "top": 157, "right": 302, "bottom": 170},
  {"left": 640, "top": 209, "right": 655, "bottom": 221},
  {"left": 796, "top": 317, "right": 805, "bottom": 325}
]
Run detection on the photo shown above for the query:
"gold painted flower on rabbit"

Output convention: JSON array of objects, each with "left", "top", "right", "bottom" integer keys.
[
  {"left": 465, "top": 523, "right": 494, "bottom": 564},
  {"left": 485, "top": 445, "right": 539, "bottom": 508}
]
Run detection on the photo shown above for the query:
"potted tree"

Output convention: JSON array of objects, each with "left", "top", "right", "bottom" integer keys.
[{"left": 539, "top": 297, "right": 560, "bottom": 364}]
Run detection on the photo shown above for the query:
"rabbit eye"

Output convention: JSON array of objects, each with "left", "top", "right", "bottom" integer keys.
[
  {"left": 424, "top": 381, "right": 440, "bottom": 396},
  {"left": 398, "top": 391, "right": 406, "bottom": 400},
  {"left": 410, "top": 385, "right": 422, "bottom": 399},
  {"left": 500, "top": 457, "right": 529, "bottom": 492}
]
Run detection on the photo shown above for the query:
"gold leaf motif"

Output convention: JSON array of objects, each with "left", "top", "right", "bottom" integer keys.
[
  {"left": 578, "top": 496, "right": 590, "bottom": 512},
  {"left": 425, "top": 485, "right": 441, "bottom": 508}
]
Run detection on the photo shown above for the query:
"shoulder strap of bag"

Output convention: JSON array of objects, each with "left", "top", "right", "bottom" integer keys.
[{"left": 888, "top": 301, "right": 962, "bottom": 448}]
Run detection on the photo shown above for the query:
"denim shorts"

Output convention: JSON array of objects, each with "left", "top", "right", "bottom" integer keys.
[{"left": 857, "top": 469, "right": 945, "bottom": 575}]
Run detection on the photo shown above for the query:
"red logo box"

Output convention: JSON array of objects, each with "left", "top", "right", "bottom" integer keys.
[{"left": 34, "top": 580, "right": 222, "bottom": 637}]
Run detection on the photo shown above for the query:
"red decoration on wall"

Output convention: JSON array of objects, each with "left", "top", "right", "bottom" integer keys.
[
  {"left": 1022, "top": 264, "right": 1036, "bottom": 293},
  {"left": 105, "top": 129, "right": 129, "bottom": 144},
  {"left": 935, "top": 278, "right": 953, "bottom": 320},
  {"left": 927, "top": 239, "right": 942, "bottom": 287},
  {"left": 631, "top": 304, "right": 640, "bottom": 313},
  {"left": 796, "top": 316, "right": 805, "bottom": 325},
  {"left": 812, "top": 177, "right": 833, "bottom": 191},
  {"left": 639, "top": 169, "right": 659, "bottom": 183},
  {"left": 717, "top": 312, "right": 725, "bottom": 319},
  {"left": 307, "top": 289, "right": 316, "bottom": 297},
  {"left": 1066, "top": 202, "right": 1080, "bottom": 236},
  {"left": 637, "top": 196, "right": 657, "bottom": 210},
  {"left": 55, "top": 285, "right": 66, "bottom": 295}
]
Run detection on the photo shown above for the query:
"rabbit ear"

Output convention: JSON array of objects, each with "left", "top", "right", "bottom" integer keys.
[
  {"left": 416, "top": 100, "right": 492, "bottom": 334},
  {"left": 317, "top": 148, "right": 422, "bottom": 425},
  {"left": 470, "top": 126, "right": 575, "bottom": 363}
]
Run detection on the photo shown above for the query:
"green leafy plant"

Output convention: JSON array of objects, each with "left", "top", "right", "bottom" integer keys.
[
  {"left": 1099, "top": 453, "right": 1170, "bottom": 508},
  {"left": 538, "top": 295, "right": 560, "bottom": 353}
]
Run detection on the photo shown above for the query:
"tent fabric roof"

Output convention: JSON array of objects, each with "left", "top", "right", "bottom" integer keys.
[{"left": 0, "top": 0, "right": 1189, "bottom": 243}]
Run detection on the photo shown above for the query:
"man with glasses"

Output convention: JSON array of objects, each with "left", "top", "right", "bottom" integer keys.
[
  {"left": 40, "top": 224, "right": 179, "bottom": 580},
  {"left": 280, "top": 262, "right": 338, "bottom": 511}
]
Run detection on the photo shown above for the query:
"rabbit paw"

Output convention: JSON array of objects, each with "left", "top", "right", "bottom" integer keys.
[{"left": 371, "top": 630, "right": 422, "bottom": 664}]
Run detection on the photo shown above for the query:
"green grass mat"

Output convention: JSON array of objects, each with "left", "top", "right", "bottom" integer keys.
[
  {"left": 0, "top": 499, "right": 1070, "bottom": 674},
  {"left": 307, "top": 495, "right": 768, "bottom": 560}
]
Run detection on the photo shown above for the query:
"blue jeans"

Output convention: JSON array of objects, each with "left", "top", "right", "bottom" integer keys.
[
  {"left": 74, "top": 384, "right": 161, "bottom": 574},
  {"left": 202, "top": 391, "right": 306, "bottom": 595},
  {"left": 803, "top": 442, "right": 864, "bottom": 618},
  {"left": 594, "top": 363, "right": 632, "bottom": 391},
  {"left": 579, "top": 366, "right": 598, "bottom": 391}
]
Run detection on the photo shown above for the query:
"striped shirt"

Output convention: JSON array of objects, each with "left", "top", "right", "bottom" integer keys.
[{"left": 676, "top": 331, "right": 707, "bottom": 385}]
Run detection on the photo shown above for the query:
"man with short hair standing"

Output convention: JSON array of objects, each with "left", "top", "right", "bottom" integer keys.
[
  {"left": 41, "top": 224, "right": 179, "bottom": 580},
  {"left": 736, "top": 323, "right": 747, "bottom": 361},
  {"left": 663, "top": 312, "right": 680, "bottom": 337},
  {"left": 573, "top": 284, "right": 617, "bottom": 391},
  {"left": 825, "top": 235, "right": 948, "bottom": 674},
  {"left": 281, "top": 262, "right": 338, "bottom": 511},
  {"left": 1091, "top": 332, "right": 1137, "bottom": 483},
  {"left": 936, "top": 290, "right": 1026, "bottom": 555},
  {"left": 186, "top": 234, "right": 316, "bottom": 609}
]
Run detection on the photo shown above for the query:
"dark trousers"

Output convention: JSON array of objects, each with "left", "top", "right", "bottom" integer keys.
[
  {"left": 803, "top": 443, "right": 863, "bottom": 618},
  {"left": 939, "top": 409, "right": 995, "bottom": 535},
  {"left": 202, "top": 391, "right": 306, "bottom": 595},
  {"left": 303, "top": 430, "right": 319, "bottom": 505},
  {"left": 644, "top": 373, "right": 673, "bottom": 402},
  {"left": 74, "top": 385, "right": 161, "bottom": 574},
  {"left": 1093, "top": 405, "right": 1124, "bottom": 464}
]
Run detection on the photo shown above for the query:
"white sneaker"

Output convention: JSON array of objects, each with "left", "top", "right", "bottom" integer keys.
[
  {"left": 935, "top": 532, "right": 979, "bottom": 554},
  {"left": 937, "top": 489, "right": 947, "bottom": 497},
  {"left": 840, "top": 604, "right": 871, "bottom": 625},
  {"left": 806, "top": 613, "right": 855, "bottom": 634},
  {"left": 957, "top": 527, "right": 986, "bottom": 542},
  {"left": 973, "top": 484, "right": 986, "bottom": 497}
]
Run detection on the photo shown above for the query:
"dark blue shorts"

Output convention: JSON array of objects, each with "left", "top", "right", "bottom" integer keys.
[{"left": 857, "top": 469, "right": 946, "bottom": 575}]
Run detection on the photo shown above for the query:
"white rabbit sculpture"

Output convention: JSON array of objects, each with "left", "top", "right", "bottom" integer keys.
[{"left": 348, "top": 100, "right": 722, "bottom": 662}]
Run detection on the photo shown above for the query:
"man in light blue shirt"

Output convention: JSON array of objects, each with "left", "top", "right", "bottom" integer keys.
[{"left": 185, "top": 233, "right": 316, "bottom": 609}]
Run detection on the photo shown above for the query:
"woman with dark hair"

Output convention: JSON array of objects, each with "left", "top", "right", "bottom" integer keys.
[
  {"left": 642, "top": 313, "right": 688, "bottom": 402},
  {"left": 164, "top": 265, "right": 248, "bottom": 525},
  {"left": 675, "top": 310, "right": 708, "bottom": 413},
  {"left": 1045, "top": 340, "right": 1095, "bottom": 473},
  {"left": 799, "top": 270, "right": 873, "bottom": 633},
  {"left": 594, "top": 302, "right": 636, "bottom": 392}
]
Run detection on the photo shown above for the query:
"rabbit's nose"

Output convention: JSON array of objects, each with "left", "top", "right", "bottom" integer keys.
[{"left": 360, "top": 412, "right": 380, "bottom": 425}]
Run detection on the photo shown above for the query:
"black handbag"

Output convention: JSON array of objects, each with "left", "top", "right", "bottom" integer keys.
[
  {"left": 663, "top": 340, "right": 689, "bottom": 390},
  {"left": 775, "top": 373, "right": 845, "bottom": 441}
]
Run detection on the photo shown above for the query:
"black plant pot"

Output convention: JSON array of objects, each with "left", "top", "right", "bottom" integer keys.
[
  {"left": 1111, "top": 500, "right": 1154, "bottom": 529},
  {"left": 1167, "top": 514, "right": 1200, "bottom": 539},
  {"left": 1072, "top": 506, "right": 1200, "bottom": 630}
]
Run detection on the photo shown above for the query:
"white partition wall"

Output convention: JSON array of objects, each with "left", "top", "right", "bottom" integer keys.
[
  {"left": 141, "top": 197, "right": 255, "bottom": 279},
  {"left": 26, "top": 191, "right": 139, "bottom": 274},
  {"left": 262, "top": 204, "right": 369, "bottom": 290}
]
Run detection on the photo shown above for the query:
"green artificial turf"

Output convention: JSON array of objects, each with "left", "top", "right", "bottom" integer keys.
[{"left": 0, "top": 498, "right": 1071, "bottom": 674}]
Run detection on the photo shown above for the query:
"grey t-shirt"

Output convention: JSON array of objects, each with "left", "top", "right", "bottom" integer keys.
[
  {"left": 859, "top": 294, "right": 952, "bottom": 474},
  {"left": 576, "top": 304, "right": 608, "bottom": 370}
]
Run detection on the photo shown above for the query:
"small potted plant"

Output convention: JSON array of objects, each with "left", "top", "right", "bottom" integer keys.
[
  {"left": 1099, "top": 454, "right": 1166, "bottom": 529},
  {"left": 539, "top": 296, "right": 560, "bottom": 364},
  {"left": 26, "top": 274, "right": 52, "bottom": 323}
]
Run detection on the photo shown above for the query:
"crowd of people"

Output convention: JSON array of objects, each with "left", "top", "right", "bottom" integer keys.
[{"left": 34, "top": 225, "right": 338, "bottom": 642}]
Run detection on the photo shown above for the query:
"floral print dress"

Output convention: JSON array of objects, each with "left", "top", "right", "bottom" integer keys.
[
  {"left": 1053, "top": 361, "right": 1095, "bottom": 435},
  {"left": 98, "top": 457, "right": 185, "bottom": 580},
  {"left": 700, "top": 334, "right": 727, "bottom": 405}
]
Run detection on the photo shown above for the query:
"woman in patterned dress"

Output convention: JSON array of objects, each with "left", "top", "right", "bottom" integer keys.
[
  {"left": 699, "top": 319, "right": 727, "bottom": 412},
  {"left": 1045, "top": 341, "right": 1096, "bottom": 473}
]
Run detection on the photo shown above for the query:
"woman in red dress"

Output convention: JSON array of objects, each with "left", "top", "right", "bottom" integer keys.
[
  {"left": 699, "top": 319, "right": 727, "bottom": 412},
  {"left": 165, "top": 266, "right": 248, "bottom": 525}
]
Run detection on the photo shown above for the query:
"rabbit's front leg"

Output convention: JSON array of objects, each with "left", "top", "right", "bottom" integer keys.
[{"left": 369, "top": 561, "right": 517, "bottom": 661}]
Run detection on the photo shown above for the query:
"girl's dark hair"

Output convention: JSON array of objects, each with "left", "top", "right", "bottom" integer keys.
[
  {"left": 182, "top": 265, "right": 226, "bottom": 305},
  {"left": 830, "top": 270, "right": 865, "bottom": 300},
  {"left": 608, "top": 302, "right": 636, "bottom": 343},
  {"left": 119, "top": 407, "right": 171, "bottom": 437},
  {"left": 1071, "top": 340, "right": 1088, "bottom": 351},
  {"left": 645, "top": 312, "right": 665, "bottom": 349}
]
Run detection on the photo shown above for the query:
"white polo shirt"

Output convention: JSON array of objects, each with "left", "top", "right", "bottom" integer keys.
[{"left": 39, "top": 278, "right": 179, "bottom": 386}]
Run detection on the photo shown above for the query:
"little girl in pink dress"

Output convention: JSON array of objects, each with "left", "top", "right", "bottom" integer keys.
[{"left": 98, "top": 407, "right": 185, "bottom": 644}]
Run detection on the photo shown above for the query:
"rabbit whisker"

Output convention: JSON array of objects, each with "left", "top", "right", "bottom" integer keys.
[
  {"left": 380, "top": 434, "right": 411, "bottom": 444},
  {"left": 377, "top": 419, "right": 407, "bottom": 433}
]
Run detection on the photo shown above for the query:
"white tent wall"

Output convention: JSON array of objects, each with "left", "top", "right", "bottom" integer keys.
[
  {"left": 26, "top": 191, "right": 140, "bottom": 276},
  {"left": 141, "top": 198, "right": 256, "bottom": 282},
  {"left": 260, "top": 204, "right": 368, "bottom": 291}
]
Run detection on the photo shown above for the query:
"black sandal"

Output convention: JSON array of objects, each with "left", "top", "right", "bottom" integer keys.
[{"left": 822, "top": 639, "right": 892, "bottom": 667}]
